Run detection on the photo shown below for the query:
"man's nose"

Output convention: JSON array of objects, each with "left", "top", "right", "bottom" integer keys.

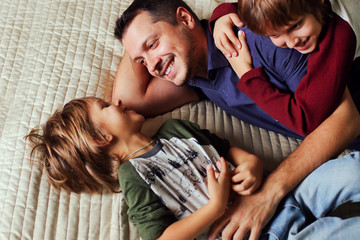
[{"left": 146, "top": 55, "right": 161, "bottom": 74}]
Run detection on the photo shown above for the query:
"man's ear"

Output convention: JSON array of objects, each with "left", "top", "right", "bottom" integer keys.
[{"left": 176, "top": 7, "right": 196, "bottom": 29}]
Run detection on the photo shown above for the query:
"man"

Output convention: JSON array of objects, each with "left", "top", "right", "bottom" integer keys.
[{"left": 112, "top": 0, "right": 360, "bottom": 239}]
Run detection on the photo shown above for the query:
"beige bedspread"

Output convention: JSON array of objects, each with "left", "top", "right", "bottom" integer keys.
[{"left": 0, "top": 0, "right": 358, "bottom": 239}]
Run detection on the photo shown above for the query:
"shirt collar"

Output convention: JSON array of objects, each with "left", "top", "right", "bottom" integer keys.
[{"left": 201, "top": 20, "right": 230, "bottom": 72}]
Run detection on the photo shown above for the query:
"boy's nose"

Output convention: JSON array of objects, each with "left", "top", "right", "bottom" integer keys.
[
  {"left": 115, "top": 99, "right": 122, "bottom": 106},
  {"left": 284, "top": 35, "right": 299, "bottom": 49}
]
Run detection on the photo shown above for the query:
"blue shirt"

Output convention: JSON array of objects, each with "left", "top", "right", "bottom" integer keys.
[{"left": 188, "top": 20, "right": 309, "bottom": 139}]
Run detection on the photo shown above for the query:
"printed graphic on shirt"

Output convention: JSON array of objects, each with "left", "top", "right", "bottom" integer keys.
[{"left": 130, "top": 137, "right": 230, "bottom": 220}]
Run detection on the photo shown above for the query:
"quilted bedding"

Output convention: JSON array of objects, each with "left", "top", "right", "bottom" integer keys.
[{"left": 0, "top": 0, "right": 358, "bottom": 239}]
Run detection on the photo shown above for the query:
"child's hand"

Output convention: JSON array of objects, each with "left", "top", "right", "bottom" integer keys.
[
  {"left": 207, "top": 157, "right": 231, "bottom": 214},
  {"left": 231, "top": 153, "right": 263, "bottom": 195},
  {"left": 213, "top": 13, "right": 244, "bottom": 58},
  {"left": 227, "top": 30, "right": 253, "bottom": 78}
]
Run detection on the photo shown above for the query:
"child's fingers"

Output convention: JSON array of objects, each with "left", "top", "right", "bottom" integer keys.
[
  {"left": 218, "top": 157, "right": 229, "bottom": 180},
  {"left": 206, "top": 164, "right": 216, "bottom": 184},
  {"left": 232, "top": 178, "right": 252, "bottom": 191},
  {"left": 237, "top": 30, "right": 249, "bottom": 51},
  {"left": 215, "top": 34, "right": 232, "bottom": 57},
  {"left": 232, "top": 178, "right": 258, "bottom": 195},
  {"left": 214, "top": 34, "right": 224, "bottom": 50},
  {"left": 218, "top": 39, "right": 231, "bottom": 58},
  {"left": 234, "top": 183, "right": 257, "bottom": 196},
  {"left": 216, "top": 160, "right": 222, "bottom": 170},
  {"left": 229, "top": 13, "right": 244, "bottom": 28},
  {"left": 226, "top": 31, "right": 241, "bottom": 54},
  {"left": 220, "top": 34, "right": 238, "bottom": 58},
  {"left": 240, "top": 186, "right": 257, "bottom": 196},
  {"left": 231, "top": 166, "right": 252, "bottom": 182},
  {"left": 206, "top": 164, "right": 215, "bottom": 179},
  {"left": 231, "top": 170, "right": 246, "bottom": 182},
  {"left": 233, "top": 172, "right": 256, "bottom": 185},
  {"left": 232, "top": 180, "right": 252, "bottom": 194}
]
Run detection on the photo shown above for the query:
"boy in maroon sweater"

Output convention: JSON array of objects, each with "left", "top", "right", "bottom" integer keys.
[{"left": 210, "top": 0, "right": 357, "bottom": 135}]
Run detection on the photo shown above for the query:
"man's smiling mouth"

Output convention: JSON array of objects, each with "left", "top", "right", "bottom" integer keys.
[{"left": 165, "top": 58, "right": 174, "bottom": 76}]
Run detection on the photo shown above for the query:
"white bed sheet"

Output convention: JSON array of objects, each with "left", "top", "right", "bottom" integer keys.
[{"left": 0, "top": 0, "right": 357, "bottom": 239}]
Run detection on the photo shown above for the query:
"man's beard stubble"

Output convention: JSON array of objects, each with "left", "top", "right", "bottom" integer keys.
[{"left": 177, "top": 27, "right": 204, "bottom": 86}]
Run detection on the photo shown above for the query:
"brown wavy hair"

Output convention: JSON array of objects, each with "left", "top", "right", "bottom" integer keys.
[
  {"left": 238, "top": 0, "right": 331, "bottom": 35},
  {"left": 25, "top": 97, "right": 121, "bottom": 194},
  {"left": 114, "top": 0, "right": 200, "bottom": 41}
]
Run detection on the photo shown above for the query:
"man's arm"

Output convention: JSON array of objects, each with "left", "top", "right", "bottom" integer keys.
[
  {"left": 209, "top": 88, "right": 360, "bottom": 240},
  {"left": 112, "top": 52, "right": 200, "bottom": 117}
]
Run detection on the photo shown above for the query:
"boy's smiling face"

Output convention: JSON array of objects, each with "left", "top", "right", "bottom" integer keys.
[
  {"left": 267, "top": 14, "right": 322, "bottom": 54},
  {"left": 87, "top": 98, "right": 145, "bottom": 140}
]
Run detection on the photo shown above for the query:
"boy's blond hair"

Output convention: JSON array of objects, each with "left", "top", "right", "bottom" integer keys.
[
  {"left": 238, "top": 0, "right": 331, "bottom": 35},
  {"left": 25, "top": 97, "right": 120, "bottom": 194}
]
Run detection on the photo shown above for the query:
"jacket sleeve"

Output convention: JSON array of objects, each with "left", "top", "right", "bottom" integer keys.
[{"left": 208, "top": 2, "right": 238, "bottom": 33}]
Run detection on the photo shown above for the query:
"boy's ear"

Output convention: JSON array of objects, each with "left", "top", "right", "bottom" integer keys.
[
  {"left": 105, "top": 134, "right": 113, "bottom": 143},
  {"left": 96, "top": 133, "right": 113, "bottom": 147},
  {"left": 176, "top": 7, "right": 195, "bottom": 29}
]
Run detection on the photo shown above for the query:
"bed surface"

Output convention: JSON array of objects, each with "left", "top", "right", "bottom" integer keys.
[{"left": 0, "top": 0, "right": 358, "bottom": 239}]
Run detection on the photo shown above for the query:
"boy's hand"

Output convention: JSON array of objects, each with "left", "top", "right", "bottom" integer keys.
[
  {"left": 207, "top": 157, "right": 231, "bottom": 214},
  {"left": 227, "top": 30, "right": 253, "bottom": 78},
  {"left": 231, "top": 153, "right": 263, "bottom": 195},
  {"left": 213, "top": 13, "right": 244, "bottom": 58}
]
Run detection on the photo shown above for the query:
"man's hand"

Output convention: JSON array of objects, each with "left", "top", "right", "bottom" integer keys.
[
  {"left": 208, "top": 88, "right": 360, "bottom": 240},
  {"left": 208, "top": 183, "right": 280, "bottom": 240}
]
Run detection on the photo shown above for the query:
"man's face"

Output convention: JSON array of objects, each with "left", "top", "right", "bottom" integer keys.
[{"left": 122, "top": 10, "right": 197, "bottom": 86}]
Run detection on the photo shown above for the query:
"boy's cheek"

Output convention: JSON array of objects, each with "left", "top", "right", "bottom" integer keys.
[{"left": 270, "top": 38, "right": 286, "bottom": 48}]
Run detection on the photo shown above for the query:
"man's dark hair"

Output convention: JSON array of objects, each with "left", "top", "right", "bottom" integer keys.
[{"left": 114, "top": 0, "right": 200, "bottom": 41}]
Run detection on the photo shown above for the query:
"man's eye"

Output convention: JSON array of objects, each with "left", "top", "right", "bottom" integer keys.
[
  {"left": 149, "top": 39, "right": 158, "bottom": 49},
  {"left": 139, "top": 59, "right": 145, "bottom": 65}
]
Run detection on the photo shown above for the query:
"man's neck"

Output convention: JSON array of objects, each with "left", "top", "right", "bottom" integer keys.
[{"left": 193, "top": 21, "right": 208, "bottom": 79}]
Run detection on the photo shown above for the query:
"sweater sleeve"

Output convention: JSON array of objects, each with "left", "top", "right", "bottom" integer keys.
[
  {"left": 208, "top": 2, "right": 238, "bottom": 33},
  {"left": 237, "top": 13, "right": 356, "bottom": 135},
  {"left": 118, "top": 162, "right": 176, "bottom": 240}
]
